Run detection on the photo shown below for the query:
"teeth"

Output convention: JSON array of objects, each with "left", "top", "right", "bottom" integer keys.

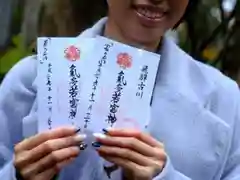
[{"left": 136, "top": 7, "right": 163, "bottom": 19}]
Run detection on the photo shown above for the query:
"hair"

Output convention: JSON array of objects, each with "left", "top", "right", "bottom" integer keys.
[
  {"left": 174, "top": 0, "right": 200, "bottom": 28},
  {"left": 71, "top": 0, "right": 108, "bottom": 34}
]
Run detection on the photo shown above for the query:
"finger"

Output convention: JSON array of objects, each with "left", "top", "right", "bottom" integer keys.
[
  {"left": 15, "top": 126, "right": 79, "bottom": 151},
  {"left": 21, "top": 147, "right": 80, "bottom": 178},
  {"left": 15, "top": 134, "right": 85, "bottom": 167},
  {"left": 94, "top": 134, "right": 155, "bottom": 157},
  {"left": 29, "top": 158, "right": 75, "bottom": 180},
  {"left": 97, "top": 145, "right": 154, "bottom": 166},
  {"left": 100, "top": 154, "right": 141, "bottom": 175},
  {"left": 56, "top": 157, "right": 75, "bottom": 170},
  {"left": 101, "top": 154, "right": 164, "bottom": 180},
  {"left": 104, "top": 128, "right": 163, "bottom": 148},
  {"left": 33, "top": 167, "right": 57, "bottom": 180}
]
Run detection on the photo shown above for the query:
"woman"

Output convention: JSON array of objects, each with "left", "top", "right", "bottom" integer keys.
[{"left": 0, "top": 0, "right": 240, "bottom": 180}]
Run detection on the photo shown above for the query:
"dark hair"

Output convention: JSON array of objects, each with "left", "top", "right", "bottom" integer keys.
[
  {"left": 174, "top": 0, "right": 200, "bottom": 28},
  {"left": 71, "top": 0, "right": 108, "bottom": 33}
]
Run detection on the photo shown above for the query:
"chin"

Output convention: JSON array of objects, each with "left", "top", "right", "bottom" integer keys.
[
  {"left": 119, "top": 11, "right": 167, "bottom": 47},
  {"left": 123, "top": 22, "right": 165, "bottom": 47}
]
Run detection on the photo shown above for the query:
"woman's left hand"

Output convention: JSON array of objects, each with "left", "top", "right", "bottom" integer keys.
[{"left": 93, "top": 129, "right": 167, "bottom": 180}]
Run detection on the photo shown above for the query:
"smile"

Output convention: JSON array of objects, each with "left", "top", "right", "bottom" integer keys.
[
  {"left": 133, "top": 5, "right": 167, "bottom": 26},
  {"left": 136, "top": 7, "right": 164, "bottom": 19}
]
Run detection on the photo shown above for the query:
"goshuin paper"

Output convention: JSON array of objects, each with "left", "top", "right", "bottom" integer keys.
[{"left": 37, "top": 36, "right": 160, "bottom": 134}]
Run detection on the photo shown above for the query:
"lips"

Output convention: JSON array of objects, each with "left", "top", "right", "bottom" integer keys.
[
  {"left": 133, "top": 5, "right": 167, "bottom": 21},
  {"left": 135, "top": 7, "right": 164, "bottom": 19}
]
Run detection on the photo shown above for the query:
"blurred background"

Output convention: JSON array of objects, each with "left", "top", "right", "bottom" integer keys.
[{"left": 0, "top": 0, "right": 239, "bottom": 85}]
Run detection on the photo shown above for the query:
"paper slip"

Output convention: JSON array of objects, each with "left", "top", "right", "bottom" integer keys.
[
  {"left": 37, "top": 36, "right": 160, "bottom": 133},
  {"left": 37, "top": 37, "right": 96, "bottom": 132}
]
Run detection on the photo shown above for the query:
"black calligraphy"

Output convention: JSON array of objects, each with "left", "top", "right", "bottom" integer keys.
[
  {"left": 84, "top": 43, "right": 114, "bottom": 129},
  {"left": 46, "top": 63, "right": 53, "bottom": 129},
  {"left": 136, "top": 65, "right": 148, "bottom": 98},
  {"left": 69, "top": 64, "right": 81, "bottom": 125},
  {"left": 40, "top": 38, "right": 51, "bottom": 64},
  {"left": 107, "top": 71, "right": 127, "bottom": 126},
  {"left": 41, "top": 38, "right": 53, "bottom": 130}
]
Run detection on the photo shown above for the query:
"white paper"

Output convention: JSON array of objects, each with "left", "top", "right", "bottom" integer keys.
[
  {"left": 37, "top": 36, "right": 160, "bottom": 133},
  {"left": 88, "top": 36, "right": 160, "bottom": 131}
]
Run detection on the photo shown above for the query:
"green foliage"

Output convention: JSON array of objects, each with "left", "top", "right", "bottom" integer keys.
[
  {"left": 0, "top": 35, "right": 32, "bottom": 74},
  {"left": 0, "top": 3, "right": 29, "bottom": 82}
]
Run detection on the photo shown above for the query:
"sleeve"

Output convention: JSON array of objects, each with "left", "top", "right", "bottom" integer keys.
[
  {"left": 153, "top": 85, "right": 240, "bottom": 180},
  {"left": 220, "top": 89, "right": 240, "bottom": 180},
  {"left": 152, "top": 156, "right": 191, "bottom": 180},
  {"left": 0, "top": 56, "right": 37, "bottom": 180}
]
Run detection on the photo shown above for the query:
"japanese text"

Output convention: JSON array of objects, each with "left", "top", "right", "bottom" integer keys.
[
  {"left": 84, "top": 43, "right": 114, "bottom": 128},
  {"left": 69, "top": 64, "right": 81, "bottom": 125},
  {"left": 107, "top": 71, "right": 127, "bottom": 126},
  {"left": 46, "top": 63, "right": 53, "bottom": 129},
  {"left": 136, "top": 65, "right": 148, "bottom": 98}
]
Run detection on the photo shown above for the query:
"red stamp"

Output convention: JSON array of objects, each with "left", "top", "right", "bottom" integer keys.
[
  {"left": 117, "top": 53, "right": 132, "bottom": 69},
  {"left": 64, "top": 45, "right": 80, "bottom": 61}
]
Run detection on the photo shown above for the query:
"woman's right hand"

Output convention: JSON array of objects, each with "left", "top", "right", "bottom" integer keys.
[{"left": 14, "top": 127, "right": 86, "bottom": 180}]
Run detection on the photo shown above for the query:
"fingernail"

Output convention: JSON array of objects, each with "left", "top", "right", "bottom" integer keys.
[
  {"left": 79, "top": 143, "right": 88, "bottom": 150},
  {"left": 74, "top": 134, "right": 87, "bottom": 142},
  {"left": 92, "top": 142, "right": 102, "bottom": 148},
  {"left": 93, "top": 133, "right": 106, "bottom": 139},
  {"left": 75, "top": 128, "right": 81, "bottom": 133},
  {"left": 102, "top": 128, "right": 109, "bottom": 134}
]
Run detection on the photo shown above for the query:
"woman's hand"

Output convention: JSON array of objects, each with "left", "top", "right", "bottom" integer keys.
[
  {"left": 14, "top": 127, "right": 86, "bottom": 180},
  {"left": 93, "top": 129, "right": 167, "bottom": 180}
]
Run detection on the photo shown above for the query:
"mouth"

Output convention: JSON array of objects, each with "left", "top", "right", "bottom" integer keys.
[{"left": 132, "top": 4, "right": 168, "bottom": 26}]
